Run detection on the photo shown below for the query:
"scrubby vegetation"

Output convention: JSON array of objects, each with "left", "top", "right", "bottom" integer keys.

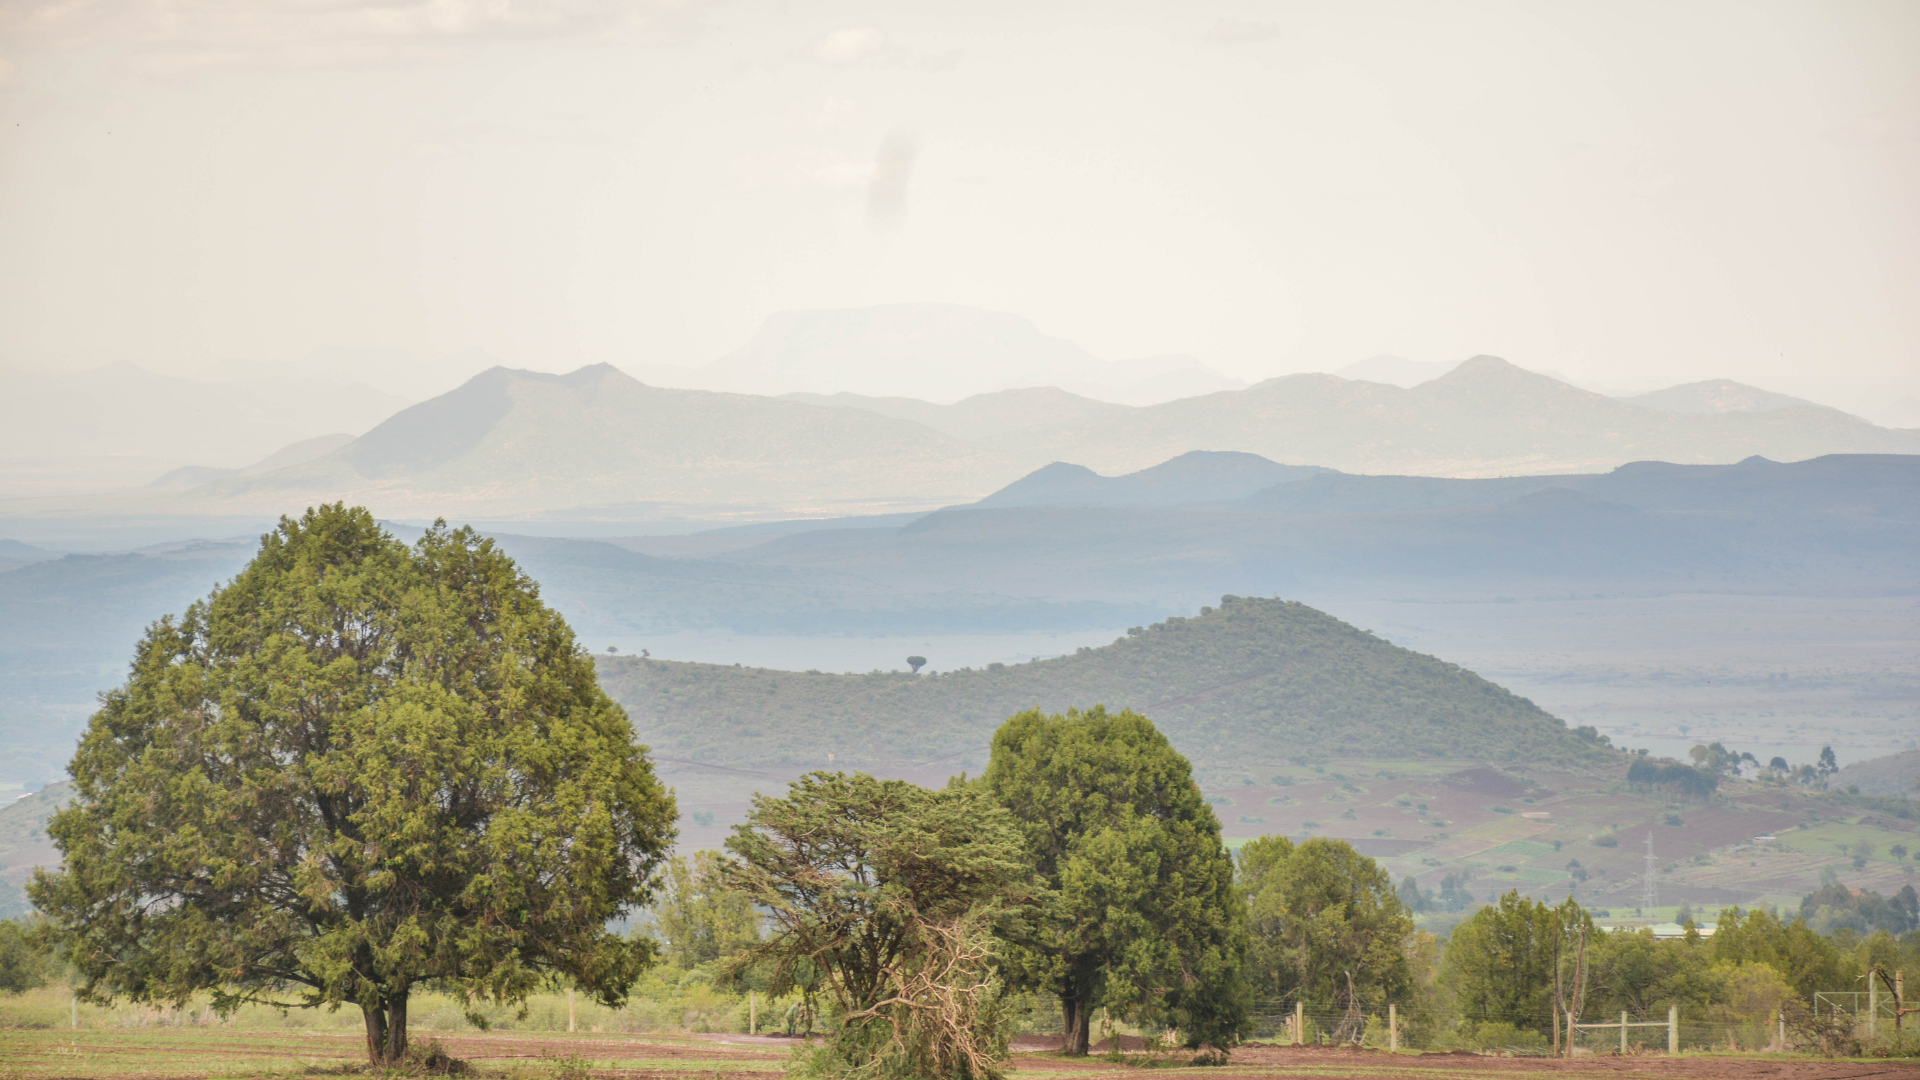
[{"left": 599, "top": 596, "right": 1616, "bottom": 775}]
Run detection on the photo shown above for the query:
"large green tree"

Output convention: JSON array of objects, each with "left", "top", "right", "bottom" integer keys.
[
  {"left": 1239, "top": 836, "right": 1411, "bottom": 1012},
  {"left": 655, "top": 850, "right": 762, "bottom": 969},
  {"left": 28, "top": 505, "right": 676, "bottom": 1065},
  {"left": 724, "top": 772, "right": 1036, "bottom": 1080},
  {"left": 984, "top": 706, "right": 1246, "bottom": 1054},
  {"left": 1439, "top": 891, "right": 1589, "bottom": 1035},
  {"left": 1709, "top": 907, "right": 1847, "bottom": 999}
]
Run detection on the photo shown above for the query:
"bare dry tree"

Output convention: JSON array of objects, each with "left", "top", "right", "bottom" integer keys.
[
  {"left": 1332, "top": 971, "right": 1366, "bottom": 1044},
  {"left": 840, "top": 909, "right": 1008, "bottom": 1080}
]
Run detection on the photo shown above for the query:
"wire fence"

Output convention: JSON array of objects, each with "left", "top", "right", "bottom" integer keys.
[{"left": 1016, "top": 993, "right": 1914, "bottom": 1056}]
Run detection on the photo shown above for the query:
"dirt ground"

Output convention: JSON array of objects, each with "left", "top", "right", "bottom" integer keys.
[
  {"left": 1011, "top": 1040, "right": 1920, "bottom": 1079},
  {"left": 4, "top": 1029, "right": 1918, "bottom": 1080}
]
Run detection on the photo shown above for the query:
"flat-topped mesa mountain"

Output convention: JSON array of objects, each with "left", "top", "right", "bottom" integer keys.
[
  {"left": 699, "top": 302, "right": 1244, "bottom": 404},
  {"left": 191, "top": 365, "right": 1027, "bottom": 517},
  {"left": 596, "top": 595, "right": 1618, "bottom": 777},
  {"left": 1038, "top": 356, "right": 1920, "bottom": 477}
]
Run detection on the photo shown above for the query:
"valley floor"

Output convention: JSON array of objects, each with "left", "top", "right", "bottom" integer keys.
[{"left": 0, "top": 1028, "right": 1909, "bottom": 1080}]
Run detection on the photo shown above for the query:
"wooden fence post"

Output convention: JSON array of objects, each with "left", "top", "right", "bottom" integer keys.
[
  {"left": 1872, "top": 970, "right": 1880, "bottom": 1037},
  {"left": 1294, "top": 1001, "right": 1304, "bottom": 1045},
  {"left": 1389, "top": 1004, "right": 1397, "bottom": 1052},
  {"left": 1668, "top": 1006, "right": 1677, "bottom": 1055},
  {"left": 1620, "top": 1011, "right": 1628, "bottom": 1055}
]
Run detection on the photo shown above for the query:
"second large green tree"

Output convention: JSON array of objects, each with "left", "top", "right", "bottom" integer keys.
[{"left": 985, "top": 706, "right": 1245, "bottom": 1053}]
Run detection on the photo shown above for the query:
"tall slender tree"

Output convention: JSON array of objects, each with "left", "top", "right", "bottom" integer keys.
[
  {"left": 30, "top": 505, "right": 677, "bottom": 1065},
  {"left": 985, "top": 706, "right": 1246, "bottom": 1054}
]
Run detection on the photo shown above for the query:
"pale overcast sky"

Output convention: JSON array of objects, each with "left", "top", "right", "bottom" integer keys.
[{"left": 1, "top": 0, "right": 1915, "bottom": 400}]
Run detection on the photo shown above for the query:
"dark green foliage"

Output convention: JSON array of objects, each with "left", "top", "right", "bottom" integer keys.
[
  {"left": 1799, "top": 882, "right": 1920, "bottom": 936},
  {"left": 1439, "top": 891, "right": 1588, "bottom": 1033},
  {"left": 1688, "top": 742, "right": 1758, "bottom": 777},
  {"left": 985, "top": 707, "right": 1246, "bottom": 1054},
  {"left": 599, "top": 597, "right": 1614, "bottom": 774},
  {"left": 724, "top": 772, "right": 1035, "bottom": 1080},
  {"left": 1437, "top": 872, "right": 1475, "bottom": 912},
  {"left": 1581, "top": 929, "right": 1719, "bottom": 1019},
  {"left": 1240, "top": 836, "right": 1411, "bottom": 1012},
  {"left": 27, "top": 505, "right": 677, "bottom": 1065},
  {"left": 0, "top": 917, "right": 53, "bottom": 994},
  {"left": 1626, "top": 757, "right": 1719, "bottom": 800},
  {"left": 1710, "top": 907, "right": 1848, "bottom": 999}
]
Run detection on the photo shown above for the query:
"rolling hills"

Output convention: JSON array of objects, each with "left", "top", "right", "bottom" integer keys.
[
  {"left": 81, "top": 354, "right": 1915, "bottom": 521},
  {"left": 707, "top": 453, "right": 1920, "bottom": 601},
  {"left": 975, "top": 452, "right": 1332, "bottom": 509},
  {"left": 596, "top": 595, "right": 1617, "bottom": 778},
  {"left": 1041, "top": 356, "right": 1920, "bottom": 477}
]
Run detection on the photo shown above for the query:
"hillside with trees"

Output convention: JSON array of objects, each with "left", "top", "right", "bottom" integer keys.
[{"left": 597, "top": 595, "right": 1615, "bottom": 777}]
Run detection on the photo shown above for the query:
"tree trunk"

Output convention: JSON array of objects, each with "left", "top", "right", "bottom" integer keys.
[
  {"left": 1060, "top": 990, "right": 1093, "bottom": 1055},
  {"left": 386, "top": 992, "right": 408, "bottom": 1064},
  {"left": 361, "top": 992, "right": 410, "bottom": 1066},
  {"left": 362, "top": 1001, "right": 389, "bottom": 1065}
]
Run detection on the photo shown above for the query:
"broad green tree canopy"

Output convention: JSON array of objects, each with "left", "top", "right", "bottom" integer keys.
[
  {"left": 29, "top": 505, "right": 676, "bottom": 1065},
  {"left": 1439, "top": 890, "right": 1589, "bottom": 1032},
  {"left": 1239, "top": 836, "right": 1411, "bottom": 1012},
  {"left": 985, "top": 706, "right": 1246, "bottom": 1053}
]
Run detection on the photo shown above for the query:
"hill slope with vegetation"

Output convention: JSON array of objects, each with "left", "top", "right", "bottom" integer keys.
[{"left": 597, "top": 596, "right": 1616, "bottom": 778}]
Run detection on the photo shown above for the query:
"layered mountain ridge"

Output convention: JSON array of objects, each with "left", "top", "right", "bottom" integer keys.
[{"left": 163, "top": 355, "right": 1920, "bottom": 520}]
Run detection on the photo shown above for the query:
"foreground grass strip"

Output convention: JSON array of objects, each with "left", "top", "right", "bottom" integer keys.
[{"left": 0, "top": 1030, "right": 786, "bottom": 1079}]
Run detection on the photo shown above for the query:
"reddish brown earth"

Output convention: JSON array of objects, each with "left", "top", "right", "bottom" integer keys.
[
  {"left": 998, "top": 1037, "right": 1920, "bottom": 1078},
  {"left": 9, "top": 1028, "right": 1917, "bottom": 1079}
]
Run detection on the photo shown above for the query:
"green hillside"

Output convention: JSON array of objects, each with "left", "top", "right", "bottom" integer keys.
[
  {"left": 1835, "top": 749, "right": 1920, "bottom": 798},
  {"left": 596, "top": 595, "right": 1616, "bottom": 779}
]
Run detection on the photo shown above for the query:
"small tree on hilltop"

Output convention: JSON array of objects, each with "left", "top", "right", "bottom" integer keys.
[
  {"left": 986, "top": 706, "right": 1247, "bottom": 1055},
  {"left": 29, "top": 505, "right": 677, "bottom": 1065},
  {"left": 724, "top": 772, "right": 1038, "bottom": 1080},
  {"left": 906, "top": 656, "right": 927, "bottom": 674}
]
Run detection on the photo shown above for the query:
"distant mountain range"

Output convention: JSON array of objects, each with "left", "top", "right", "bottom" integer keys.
[
  {"left": 191, "top": 365, "right": 1015, "bottom": 518},
  {"left": 3, "top": 448, "right": 1911, "bottom": 788},
  {"left": 148, "top": 433, "right": 356, "bottom": 489},
  {"left": 153, "top": 354, "right": 1920, "bottom": 519},
  {"left": 975, "top": 452, "right": 1333, "bottom": 509},
  {"left": 696, "top": 452, "right": 1919, "bottom": 604},
  {"left": 0, "top": 363, "right": 408, "bottom": 495},
  {"left": 635, "top": 302, "right": 1249, "bottom": 405}
]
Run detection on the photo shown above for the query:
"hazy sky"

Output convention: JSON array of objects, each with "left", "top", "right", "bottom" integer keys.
[{"left": 2, "top": 0, "right": 1915, "bottom": 398}]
